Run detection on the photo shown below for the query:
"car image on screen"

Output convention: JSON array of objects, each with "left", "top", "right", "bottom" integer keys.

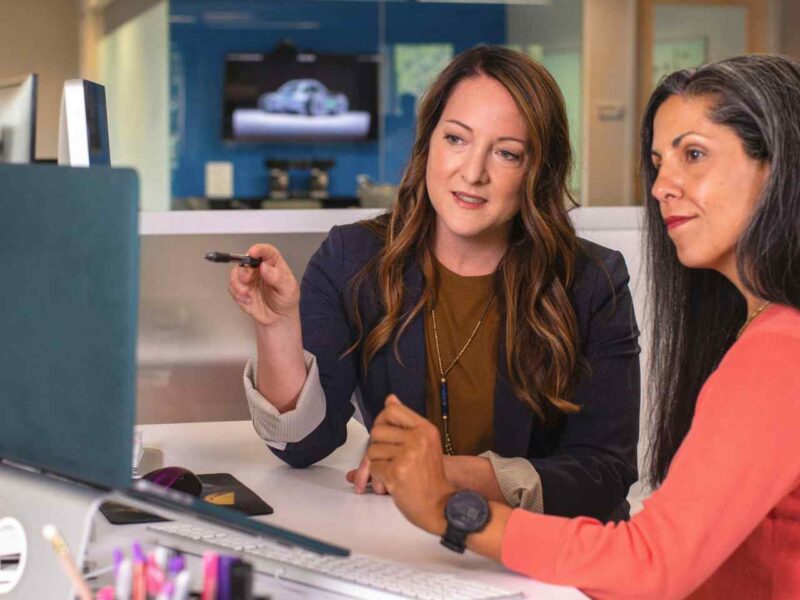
[{"left": 257, "top": 79, "right": 349, "bottom": 117}]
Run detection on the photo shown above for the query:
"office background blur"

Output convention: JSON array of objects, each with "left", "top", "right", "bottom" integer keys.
[
  {"left": 4, "top": 0, "right": 785, "bottom": 508},
  {"left": 1, "top": 0, "right": 791, "bottom": 212}
]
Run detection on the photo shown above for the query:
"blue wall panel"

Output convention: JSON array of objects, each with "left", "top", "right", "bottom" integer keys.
[{"left": 170, "top": 0, "right": 505, "bottom": 200}]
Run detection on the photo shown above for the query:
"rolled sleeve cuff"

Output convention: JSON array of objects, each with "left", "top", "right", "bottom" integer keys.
[
  {"left": 244, "top": 351, "right": 326, "bottom": 449},
  {"left": 480, "top": 451, "right": 544, "bottom": 513}
]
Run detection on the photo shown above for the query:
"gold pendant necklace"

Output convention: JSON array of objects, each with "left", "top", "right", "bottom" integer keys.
[
  {"left": 736, "top": 301, "right": 771, "bottom": 339},
  {"left": 431, "top": 293, "right": 495, "bottom": 455}
]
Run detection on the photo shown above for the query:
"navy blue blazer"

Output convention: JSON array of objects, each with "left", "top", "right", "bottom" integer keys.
[{"left": 272, "top": 222, "right": 641, "bottom": 521}]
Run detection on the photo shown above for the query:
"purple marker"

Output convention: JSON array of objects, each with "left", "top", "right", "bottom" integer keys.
[
  {"left": 132, "top": 542, "right": 146, "bottom": 564},
  {"left": 156, "top": 580, "right": 174, "bottom": 600},
  {"left": 112, "top": 547, "right": 125, "bottom": 575},
  {"left": 168, "top": 554, "right": 186, "bottom": 576},
  {"left": 217, "top": 555, "right": 236, "bottom": 600}
]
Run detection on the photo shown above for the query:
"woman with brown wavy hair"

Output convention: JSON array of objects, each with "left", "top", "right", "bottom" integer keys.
[{"left": 229, "top": 45, "right": 640, "bottom": 521}]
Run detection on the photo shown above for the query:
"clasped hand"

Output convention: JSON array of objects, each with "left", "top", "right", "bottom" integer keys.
[{"left": 355, "top": 394, "right": 456, "bottom": 536}]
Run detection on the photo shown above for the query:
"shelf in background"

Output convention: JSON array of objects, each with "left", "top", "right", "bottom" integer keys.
[
  {"left": 140, "top": 205, "right": 642, "bottom": 236},
  {"left": 172, "top": 196, "right": 362, "bottom": 211},
  {"left": 139, "top": 208, "right": 386, "bottom": 235}
]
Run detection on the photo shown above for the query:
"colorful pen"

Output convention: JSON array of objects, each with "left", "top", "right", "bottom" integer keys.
[
  {"left": 201, "top": 551, "right": 219, "bottom": 600},
  {"left": 146, "top": 554, "right": 165, "bottom": 597},
  {"left": 172, "top": 570, "right": 191, "bottom": 600},
  {"left": 95, "top": 586, "right": 115, "bottom": 600},
  {"left": 155, "top": 580, "right": 174, "bottom": 600},
  {"left": 154, "top": 546, "right": 170, "bottom": 572},
  {"left": 112, "top": 547, "right": 124, "bottom": 576},
  {"left": 132, "top": 543, "right": 147, "bottom": 600},
  {"left": 115, "top": 558, "right": 132, "bottom": 600},
  {"left": 41, "top": 524, "right": 93, "bottom": 600},
  {"left": 217, "top": 555, "right": 236, "bottom": 600}
]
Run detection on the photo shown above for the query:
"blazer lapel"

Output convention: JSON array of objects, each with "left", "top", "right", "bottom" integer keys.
[
  {"left": 493, "top": 328, "right": 534, "bottom": 457},
  {"left": 386, "top": 262, "right": 427, "bottom": 417}
]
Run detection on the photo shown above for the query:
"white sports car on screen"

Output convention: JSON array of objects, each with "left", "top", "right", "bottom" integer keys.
[{"left": 258, "top": 79, "right": 349, "bottom": 116}]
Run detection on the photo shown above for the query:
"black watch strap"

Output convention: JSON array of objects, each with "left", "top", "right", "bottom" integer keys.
[
  {"left": 440, "top": 523, "right": 469, "bottom": 553},
  {"left": 440, "top": 490, "right": 490, "bottom": 553}
]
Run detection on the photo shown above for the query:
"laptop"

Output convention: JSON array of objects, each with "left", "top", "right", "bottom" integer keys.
[{"left": 0, "top": 164, "right": 347, "bottom": 558}]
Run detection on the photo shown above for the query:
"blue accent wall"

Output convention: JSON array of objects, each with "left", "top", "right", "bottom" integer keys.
[{"left": 170, "top": 0, "right": 506, "bottom": 200}]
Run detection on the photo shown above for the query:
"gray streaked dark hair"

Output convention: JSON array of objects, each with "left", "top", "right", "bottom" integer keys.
[{"left": 640, "top": 54, "right": 800, "bottom": 486}]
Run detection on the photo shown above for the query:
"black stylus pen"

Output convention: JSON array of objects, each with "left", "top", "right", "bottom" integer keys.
[{"left": 204, "top": 252, "right": 262, "bottom": 268}]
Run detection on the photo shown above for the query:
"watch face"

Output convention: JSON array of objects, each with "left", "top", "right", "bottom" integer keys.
[{"left": 445, "top": 491, "right": 489, "bottom": 533}]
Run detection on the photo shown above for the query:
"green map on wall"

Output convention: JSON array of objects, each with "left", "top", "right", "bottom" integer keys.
[
  {"left": 653, "top": 38, "right": 707, "bottom": 86},
  {"left": 394, "top": 44, "right": 454, "bottom": 103}
]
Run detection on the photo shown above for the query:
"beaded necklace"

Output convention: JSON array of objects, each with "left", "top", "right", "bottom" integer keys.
[{"left": 430, "top": 293, "right": 495, "bottom": 455}]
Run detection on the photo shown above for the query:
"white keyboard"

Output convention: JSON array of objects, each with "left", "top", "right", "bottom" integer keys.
[{"left": 148, "top": 521, "right": 523, "bottom": 600}]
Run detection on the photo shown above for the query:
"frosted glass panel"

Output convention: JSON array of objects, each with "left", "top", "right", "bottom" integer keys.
[
  {"left": 653, "top": 4, "right": 746, "bottom": 86},
  {"left": 505, "top": 0, "right": 583, "bottom": 196}
]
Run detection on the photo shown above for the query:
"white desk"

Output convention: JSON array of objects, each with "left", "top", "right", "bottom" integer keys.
[{"left": 126, "top": 419, "right": 587, "bottom": 599}]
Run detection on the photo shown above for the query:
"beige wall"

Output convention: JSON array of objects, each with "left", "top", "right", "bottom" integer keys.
[
  {"left": 0, "top": 0, "right": 81, "bottom": 159},
  {"left": 582, "top": 0, "right": 637, "bottom": 206},
  {"left": 780, "top": 0, "right": 800, "bottom": 58},
  {"left": 97, "top": 0, "right": 170, "bottom": 211}
]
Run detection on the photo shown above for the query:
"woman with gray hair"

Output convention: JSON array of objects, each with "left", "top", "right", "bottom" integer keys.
[{"left": 366, "top": 53, "right": 800, "bottom": 599}]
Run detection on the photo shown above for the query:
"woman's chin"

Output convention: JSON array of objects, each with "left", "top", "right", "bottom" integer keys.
[{"left": 674, "top": 247, "right": 718, "bottom": 271}]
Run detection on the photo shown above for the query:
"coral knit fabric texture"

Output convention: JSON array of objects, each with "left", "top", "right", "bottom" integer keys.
[{"left": 502, "top": 305, "right": 800, "bottom": 600}]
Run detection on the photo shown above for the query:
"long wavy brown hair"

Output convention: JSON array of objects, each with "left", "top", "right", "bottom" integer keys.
[{"left": 350, "top": 45, "right": 581, "bottom": 423}]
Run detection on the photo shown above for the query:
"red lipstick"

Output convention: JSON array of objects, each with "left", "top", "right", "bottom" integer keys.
[{"left": 664, "top": 216, "right": 695, "bottom": 230}]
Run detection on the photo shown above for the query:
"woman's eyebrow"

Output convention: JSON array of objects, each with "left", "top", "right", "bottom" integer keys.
[
  {"left": 671, "top": 131, "right": 700, "bottom": 147},
  {"left": 444, "top": 119, "right": 525, "bottom": 145},
  {"left": 497, "top": 135, "right": 527, "bottom": 145},
  {"left": 652, "top": 130, "right": 707, "bottom": 155},
  {"left": 444, "top": 119, "right": 471, "bottom": 131}
]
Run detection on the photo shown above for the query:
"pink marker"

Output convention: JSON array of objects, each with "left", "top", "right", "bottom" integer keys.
[
  {"left": 201, "top": 552, "right": 219, "bottom": 600},
  {"left": 146, "top": 554, "right": 165, "bottom": 596},
  {"left": 95, "top": 587, "right": 114, "bottom": 600}
]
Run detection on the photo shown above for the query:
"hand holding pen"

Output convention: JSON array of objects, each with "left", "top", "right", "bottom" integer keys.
[
  {"left": 204, "top": 252, "right": 262, "bottom": 268},
  {"left": 221, "top": 244, "right": 301, "bottom": 329}
]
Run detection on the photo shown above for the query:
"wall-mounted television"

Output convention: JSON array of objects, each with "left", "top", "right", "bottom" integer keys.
[{"left": 223, "top": 52, "right": 380, "bottom": 143}]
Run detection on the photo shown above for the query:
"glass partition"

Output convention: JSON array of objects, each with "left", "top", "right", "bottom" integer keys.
[
  {"left": 95, "top": 0, "right": 774, "bottom": 209},
  {"left": 634, "top": 0, "right": 765, "bottom": 204},
  {"left": 160, "top": 0, "right": 583, "bottom": 211},
  {"left": 653, "top": 4, "right": 747, "bottom": 86}
]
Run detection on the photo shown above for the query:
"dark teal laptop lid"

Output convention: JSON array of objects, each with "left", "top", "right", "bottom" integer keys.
[
  {"left": 0, "top": 165, "right": 349, "bottom": 556},
  {"left": 0, "top": 164, "right": 139, "bottom": 490}
]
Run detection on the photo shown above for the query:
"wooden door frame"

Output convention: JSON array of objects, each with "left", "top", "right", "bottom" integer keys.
[{"left": 633, "top": 0, "right": 769, "bottom": 203}]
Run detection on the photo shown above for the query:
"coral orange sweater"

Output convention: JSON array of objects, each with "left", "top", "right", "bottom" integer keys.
[{"left": 502, "top": 304, "right": 800, "bottom": 600}]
